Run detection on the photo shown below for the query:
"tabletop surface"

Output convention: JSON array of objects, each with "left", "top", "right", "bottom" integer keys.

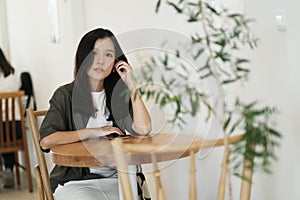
[{"left": 50, "top": 133, "right": 202, "bottom": 167}]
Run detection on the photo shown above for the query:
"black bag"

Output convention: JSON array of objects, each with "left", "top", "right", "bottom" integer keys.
[
  {"left": 136, "top": 165, "right": 151, "bottom": 200},
  {"left": 19, "top": 72, "right": 37, "bottom": 115}
]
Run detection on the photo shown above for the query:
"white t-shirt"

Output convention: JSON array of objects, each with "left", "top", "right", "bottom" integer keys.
[
  {"left": 86, "top": 90, "right": 116, "bottom": 177},
  {"left": 86, "top": 90, "right": 112, "bottom": 128},
  {"left": 0, "top": 72, "right": 21, "bottom": 120}
]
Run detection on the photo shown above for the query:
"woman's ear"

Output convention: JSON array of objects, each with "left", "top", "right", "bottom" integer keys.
[{"left": 114, "top": 57, "right": 119, "bottom": 64}]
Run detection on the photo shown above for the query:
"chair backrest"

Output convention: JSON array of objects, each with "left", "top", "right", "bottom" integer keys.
[
  {"left": 26, "top": 108, "right": 54, "bottom": 200},
  {"left": 112, "top": 134, "right": 253, "bottom": 200},
  {"left": 0, "top": 91, "right": 33, "bottom": 192},
  {"left": 203, "top": 134, "right": 253, "bottom": 200},
  {"left": 111, "top": 137, "right": 202, "bottom": 200},
  {"left": 0, "top": 91, "right": 25, "bottom": 152}
]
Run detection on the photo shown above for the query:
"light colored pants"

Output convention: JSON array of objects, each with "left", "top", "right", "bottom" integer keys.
[
  {"left": 54, "top": 167, "right": 138, "bottom": 200},
  {"left": 54, "top": 178, "right": 119, "bottom": 200}
]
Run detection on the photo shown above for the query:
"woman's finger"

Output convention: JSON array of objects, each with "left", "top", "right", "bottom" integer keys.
[
  {"left": 101, "top": 126, "right": 124, "bottom": 136},
  {"left": 115, "top": 61, "right": 131, "bottom": 74}
]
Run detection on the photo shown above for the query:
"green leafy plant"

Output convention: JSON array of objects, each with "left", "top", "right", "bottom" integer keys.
[
  {"left": 136, "top": 0, "right": 282, "bottom": 199},
  {"left": 226, "top": 100, "right": 281, "bottom": 175}
]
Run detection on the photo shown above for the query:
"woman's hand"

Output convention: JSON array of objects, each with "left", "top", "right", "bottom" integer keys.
[
  {"left": 92, "top": 126, "right": 124, "bottom": 137},
  {"left": 114, "top": 61, "right": 136, "bottom": 91}
]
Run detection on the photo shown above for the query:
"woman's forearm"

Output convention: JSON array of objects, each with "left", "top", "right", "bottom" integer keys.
[
  {"left": 40, "top": 126, "right": 125, "bottom": 150},
  {"left": 40, "top": 129, "right": 92, "bottom": 150},
  {"left": 130, "top": 90, "right": 152, "bottom": 135}
]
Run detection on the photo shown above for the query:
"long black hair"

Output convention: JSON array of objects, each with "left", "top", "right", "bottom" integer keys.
[
  {"left": 72, "top": 28, "right": 131, "bottom": 123},
  {"left": 0, "top": 48, "right": 15, "bottom": 77}
]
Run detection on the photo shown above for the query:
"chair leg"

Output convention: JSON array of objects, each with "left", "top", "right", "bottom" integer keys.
[
  {"left": 15, "top": 152, "right": 21, "bottom": 186},
  {"left": 34, "top": 166, "right": 45, "bottom": 200},
  {"left": 14, "top": 152, "right": 33, "bottom": 192},
  {"left": 0, "top": 157, "right": 3, "bottom": 180},
  {"left": 151, "top": 154, "right": 165, "bottom": 200},
  {"left": 189, "top": 151, "right": 196, "bottom": 200},
  {"left": 24, "top": 151, "right": 33, "bottom": 192},
  {"left": 0, "top": 156, "right": 3, "bottom": 171}
]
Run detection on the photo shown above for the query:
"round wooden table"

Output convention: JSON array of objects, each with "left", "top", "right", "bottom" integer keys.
[{"left": 50, "top": 133, "right": 203, "bottom": 167}]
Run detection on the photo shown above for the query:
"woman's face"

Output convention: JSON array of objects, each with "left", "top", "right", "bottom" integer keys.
[{"left": 87, "top": 37, "right": 116, "bottom": 82}]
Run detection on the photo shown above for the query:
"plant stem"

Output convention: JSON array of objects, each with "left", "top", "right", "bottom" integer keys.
[{"left": 199, "top": 1, "right": 232, "bottom": 199}]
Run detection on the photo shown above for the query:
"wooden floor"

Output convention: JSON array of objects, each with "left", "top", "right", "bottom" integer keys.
[{"left": 0, "top": 169, "right": 39, "bottom": 200}]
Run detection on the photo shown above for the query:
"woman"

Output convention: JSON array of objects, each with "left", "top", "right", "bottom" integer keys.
[
  {"left": 0, "top": 47, "right": 20, "bottom": 188},
  {"left": 39, "top": 28, "right": 152, "bottom": 200}
]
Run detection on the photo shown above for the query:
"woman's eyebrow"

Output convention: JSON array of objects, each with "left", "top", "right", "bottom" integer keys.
[
  {"left": 94, "top": 48, "right": 115, "bottom": 53},
  {"left": 106, "top": 49, "right": 115, "bottom": 53}
]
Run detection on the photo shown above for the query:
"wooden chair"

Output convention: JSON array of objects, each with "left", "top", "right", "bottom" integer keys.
[
  {"left": 26, "top": 108, "right": 54, "bottom": 200},
  {"left": 202, "top": 134, "right": 254, "bottom": 200},
  {"left": 112, "top": 134, "right": 253, "bottom": 200},
  {"left": 34, "top": 164, "right": 45, "bottom": 200},
  {"left": 0, "top": 91, "right": 33, "bottom": 192},
  {"left": 111, "top": 136, "right": 203, "bottom": 200}
]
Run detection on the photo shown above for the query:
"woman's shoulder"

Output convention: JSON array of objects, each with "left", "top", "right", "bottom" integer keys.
[
  {"left": 56, "top": 82, "right": 74, "bottom": 93},
  {"left": 51, "top": 81, "right": 74, "bottom": 101}
]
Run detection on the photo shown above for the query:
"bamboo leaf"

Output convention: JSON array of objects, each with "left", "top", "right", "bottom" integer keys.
[
  {"left": 268, "top": 128, "right": 282, "bottom": 138},
  {"left": 236, "top": 58, "right": 250, "bottom": 64},
  {"left": 191, "top": 34, "right": 202, "bottom": 43},
  {"left": 215, "top": 39, "right": 226, "bottom": 47},
  {"left": 155, "top": 0, "right": 161, "bottom": 13},
  {"left": 236, "top": 67, "right": 250, "bottom": 73},
  {"left": 154, "top": 91, "right": 161, "bottom": 104},
  {"left": 215, "top": 51, "right": 230, "bottom": 62},
  {"left": 223, "top": 114, "right": 232, "bottom": 130},
  {"left": 176, "top": 49, "right": 180, "bottom": 57},
  {"left": 205, "top": 3, "right": 220, "bottom": 16},
  {"left": 229, "top": 117, "right": 243, "bottom": 133},
  {"left": 193, "top": 48, "right": 204, "bottom": 60},
  {"left": 167, "top": 1, "right": 183, "bottom": 13},
  {"left": 160, "top": 54, "right": 169, "bottom": 66},
  {"left": 223, "top": 78, "right": 239, "bottom": 84},
  {"left": 188, "top": 11, "right": 201, "bottom": 22},
  {"left": 228, "top": 13, "right": 243, "bottom": 18}
]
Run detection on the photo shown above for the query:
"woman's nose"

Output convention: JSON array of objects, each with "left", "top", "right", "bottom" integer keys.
[
  {"left": 97, "top": 60, "right": 104, "bottom": 65},
  {"left": 97, "top": 55, "right": 104, "bottom": 65}
]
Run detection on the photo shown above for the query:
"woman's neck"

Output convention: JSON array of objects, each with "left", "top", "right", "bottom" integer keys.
[{"left": 90, "top": 79, "right": 104, "bottom": 92}]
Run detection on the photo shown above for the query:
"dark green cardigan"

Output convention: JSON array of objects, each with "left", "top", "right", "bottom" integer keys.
[{"left": 39, "top": 82, "right": 138, "bottom": 193}]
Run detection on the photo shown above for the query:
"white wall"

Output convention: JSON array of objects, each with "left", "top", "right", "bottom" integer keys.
[
  {"left": 1, "top": 0, "right": 299, "bottom": 199},
  {"left": 0, "top": 0, "right": 10, "bottom": 57},
  {"left": 240, "top": 0, "right": 298, "bottom": 199},
  {"left": 285, "top": 0, "right": 300, "bottom": 199}
]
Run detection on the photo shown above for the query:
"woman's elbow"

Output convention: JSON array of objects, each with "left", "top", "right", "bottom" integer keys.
[
  {"left": 132, "top": 123, "right": 152, "bottom": 135},
  {"left": 40, "top": 137, "right": 52, "bottom": 150}
]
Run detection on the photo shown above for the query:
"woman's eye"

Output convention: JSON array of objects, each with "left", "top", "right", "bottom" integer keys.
[
  {"left": 106, "top": 53, "right": 113, "bottom": 57},
  {"left": 93, "top": 51, "right": 101, "bottom": 57}
]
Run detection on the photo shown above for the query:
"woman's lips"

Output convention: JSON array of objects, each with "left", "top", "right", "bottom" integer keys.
[{"left": 94, "top": 68, "right": 104, "bottom": 73}]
